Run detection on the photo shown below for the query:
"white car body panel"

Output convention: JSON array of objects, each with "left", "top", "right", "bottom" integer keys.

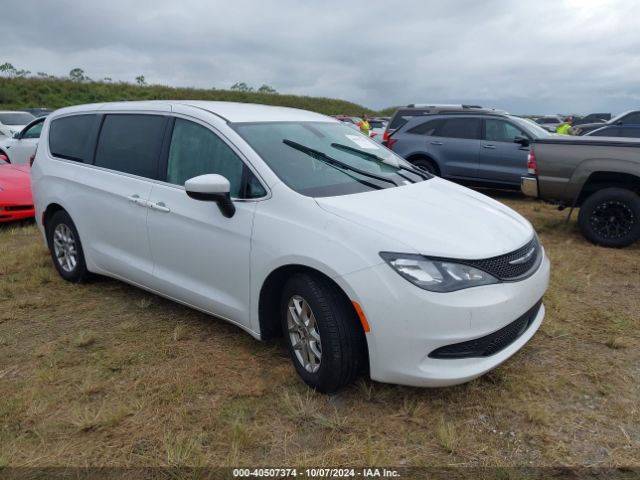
[{"left": 31, "top": 100, "right": 550, "bottom": 388}]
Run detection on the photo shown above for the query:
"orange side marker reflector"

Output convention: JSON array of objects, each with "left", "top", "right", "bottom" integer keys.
[{"left": 352, "top": 301, "right": 370, "bottom": 333}]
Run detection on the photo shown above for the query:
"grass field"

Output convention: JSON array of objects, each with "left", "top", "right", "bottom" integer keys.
[{"left": 0, "top": 195, "right": 638, "bottom": 469}]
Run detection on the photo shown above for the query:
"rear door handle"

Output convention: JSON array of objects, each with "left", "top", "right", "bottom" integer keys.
[
  {"left": 482, "top": 144, "right": 496, "bottom": 149},
  {"left": 149, "top": 201, "right": 171, "bottom": 213},
  {"left": 127, "top": 194, "right": 149, "bottom": 207},
  {"left": 430, "top": 141, "right": 443, "bottom": 146}
]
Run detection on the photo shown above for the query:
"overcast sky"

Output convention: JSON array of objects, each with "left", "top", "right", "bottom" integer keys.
[{"left": 2, "top": 0, "right": 640, "bottom": 114}]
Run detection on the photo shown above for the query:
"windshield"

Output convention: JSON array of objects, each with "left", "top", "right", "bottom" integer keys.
[
  {"left": 511, "top": 117, "right": 553, "bottom": 138},
  {"left": 233, "top": 121, "right": 427, "bottom": 197},
  {"left": 0, "top": 112, "right": 35, "bottom": 126}
]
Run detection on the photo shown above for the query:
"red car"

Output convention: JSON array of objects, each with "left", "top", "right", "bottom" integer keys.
[{"left": 0, "top": 158, "right": 34, "bottom": 223}]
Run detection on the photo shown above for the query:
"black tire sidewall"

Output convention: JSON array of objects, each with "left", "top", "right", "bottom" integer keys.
[
  {"left": 280, "top": 273, "right": 363, "bottom": 393},
  {"left": 46, "top": 210, "right": 89, "bottom": 282},
  {"left": 578, "top": 188, "right": 640, "bottom": 248},
  {"left": 413, "top": 158, "right": 438, "bottom": 175}
]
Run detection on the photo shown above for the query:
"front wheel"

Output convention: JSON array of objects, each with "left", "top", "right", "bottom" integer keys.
[
  {"left": 577, "top": 188, "right": 640, "bottom": 248},
  {"left": 281, "top": 273, "right": 367, "bottom": 393}
]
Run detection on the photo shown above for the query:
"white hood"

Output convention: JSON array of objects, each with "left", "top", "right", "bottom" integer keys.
[{"left": 315, "top": 178, "right": 534, "bottom": 260}]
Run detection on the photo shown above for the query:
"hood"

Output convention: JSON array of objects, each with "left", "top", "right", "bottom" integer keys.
[
  {"left": 0, "top": 164, "right": 32, "bottom": 204},
  {"left": 315, "top": 178, "right": 534, "bottom": 260},
  {"left": 0, "top": 125, "right": 27, "bottom": 136}
]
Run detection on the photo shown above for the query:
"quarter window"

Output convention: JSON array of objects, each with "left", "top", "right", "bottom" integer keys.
[
  {"left": 166, "top": 119, "right": 264, "bottom": 198},
  {"left": 408, "top": 119, "right": 442, "bottom": 136},
  {"left": 435, "top": 118, "right": 482, "bottom": 140},
  {"left": 49, "top": 114, "right": 100, "bottom": 162},
  {"left": 94, "top": 114, "right": 167, "bottom": 179}
]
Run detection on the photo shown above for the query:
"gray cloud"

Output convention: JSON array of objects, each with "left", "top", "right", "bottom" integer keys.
[{"left": 2, "top": 0, "right": 640, "bottom": 114}]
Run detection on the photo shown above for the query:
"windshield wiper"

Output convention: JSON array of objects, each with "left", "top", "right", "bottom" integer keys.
[
  {"left": 330, "top": 142, "right": 430, "bottom": 181},
  {"left": 282, "top": 139, "right": 399, "bottom": 187}
]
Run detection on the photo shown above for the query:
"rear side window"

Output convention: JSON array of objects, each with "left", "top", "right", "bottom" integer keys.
[
  {"left": 435, "top": 118, "right": 482, "bottom": 140},
  {"left": 407, "top": 119, "right": 442, "bottom": 136},
  {"left": 49, "top": 114, "right": 100, "bottom": 162},
  {"left": 94, "top": 114, "right": 167, "bottom": 179}
]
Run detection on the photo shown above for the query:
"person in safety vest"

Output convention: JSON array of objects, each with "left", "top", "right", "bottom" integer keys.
[
  {"left": 556, "top": 116, "right": 574, "bottom": 135},
  {"left": 357, "top": 115, "right": 371, "bottom": 136}
]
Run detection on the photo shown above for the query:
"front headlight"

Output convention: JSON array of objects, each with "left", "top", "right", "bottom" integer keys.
[{"left": 380, "top": 252, "right": 498, "bottom": 292}]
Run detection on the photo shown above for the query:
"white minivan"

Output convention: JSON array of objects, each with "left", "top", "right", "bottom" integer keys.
[{"left": 32, "top": 101, "right": 550, "bottom": 392}]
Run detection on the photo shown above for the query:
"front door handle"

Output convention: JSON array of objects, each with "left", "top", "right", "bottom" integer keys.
[
  {"left": 127, "top": 194, "right": 149, "bottom": 207},
  {"left": 149, "top": 201, "right": 171, "bottom": 213},
  {"left": 430, "top": 141, "right": 443, "bottom": 146},
  {"left": 482, "top": 144, "right": 496, "bottom": 149}
]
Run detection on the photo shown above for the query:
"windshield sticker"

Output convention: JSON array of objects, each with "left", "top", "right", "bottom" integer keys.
[{"left": 345, "top": 134, "right": 380, "bottom": 150}]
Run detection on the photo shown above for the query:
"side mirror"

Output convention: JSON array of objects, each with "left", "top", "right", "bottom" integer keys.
[
  {"left": 514, "top": 136, "right": 530, "bottom": 147},
  {"left": 184, "top": 174, "right": 236, "bottom": 218},
  {"left": 13, "top": 132, "right": 21, "bottom": 140}
]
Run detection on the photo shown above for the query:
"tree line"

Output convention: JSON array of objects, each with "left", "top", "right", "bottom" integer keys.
[{"left": 0, "top": 62, "right": 277, "bottom": 93}]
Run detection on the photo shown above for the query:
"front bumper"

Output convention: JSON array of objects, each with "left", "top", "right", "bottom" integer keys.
[
  {"left": 520, "top": 176, "right": 539, "bottom": 198},
  {"left": 340, "top": 251, "right": 550, "bottom": 387}
]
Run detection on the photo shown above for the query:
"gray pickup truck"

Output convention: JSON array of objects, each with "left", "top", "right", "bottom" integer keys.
[{"left": 521, "top": 136, "right": 640, "bottom": 247}]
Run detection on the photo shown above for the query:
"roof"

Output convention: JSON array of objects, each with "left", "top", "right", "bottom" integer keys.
[{"left": 51, "top": 100, "right": 334, "bottom": 124}]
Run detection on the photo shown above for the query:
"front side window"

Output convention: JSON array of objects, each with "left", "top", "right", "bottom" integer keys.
[
  {"left": 49, "top": 114, "right": 100, "bottom": 162},
  {"left": 620, "top": 113, "right": 640, "bottom": 124},
  {"left": 485, "top": 119, "right": 527, "bottom": 142},
  {"left": 94, "top": 114, "right": 166, "bottom": 178},
  {"left": 22, "top": 120, "right": 44, "bottom": 139},
  {"left": 434, "top": 118, "right": 481, "bottom": 140},
  {"left": 167, "top": 119, "right": 264, "bottom": 198},
  {"left": 233, "top": 121, "right": 426, "bottom": 197},
  {"left": 590, "top": 127, "right": 618, "bottom": 137}
]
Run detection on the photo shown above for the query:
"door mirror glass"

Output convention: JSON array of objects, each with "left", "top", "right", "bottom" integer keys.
[
  {"left": 513, "top": 136, "right": 530, "bottom": 147},
  {"left": 185, "top": 174, "right": 236, "bottom": 218}
]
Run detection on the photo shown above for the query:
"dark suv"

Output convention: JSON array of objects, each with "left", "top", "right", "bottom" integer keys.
[{"left": 385, "top": 110, "right": 552, "bottom": 189}]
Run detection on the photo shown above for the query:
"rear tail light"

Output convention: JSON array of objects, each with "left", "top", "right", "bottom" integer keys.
[
  {"left": 527, "top": 149, "right": 537, "bottom": 175},
  {"left": 385, "top": 138, "right": 397, "bottom": 150},
  {"left": 383, "top": 130, "right": 389, "bottom": 141}
]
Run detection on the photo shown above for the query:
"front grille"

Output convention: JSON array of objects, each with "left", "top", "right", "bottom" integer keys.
[
  {"left": 429, "top": 299, "right": 543, "bottom": 359},
  {"left": 4, "top": 205, "right": 33, "bottom": 211},
  {"left": 464, "top": 236, "right": 541, "bottom": 281}
]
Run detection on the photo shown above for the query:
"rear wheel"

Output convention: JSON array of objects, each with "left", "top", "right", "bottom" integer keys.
[
  {"left": 578, "top": 188, "right": 640, "bottom": 248},
  {"left": 412, "top": 158, "right": 439, "bottom": 176},
  {"left": 46, "top": 210, "right": 91, "bottom": 282},
  {"left": 280, "top": 273, "right": 366, "bottom": 393}
]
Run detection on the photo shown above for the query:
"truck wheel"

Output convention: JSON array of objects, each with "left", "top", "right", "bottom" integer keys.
[{"left": 578, "top": 188, "right": 640, "bottom": 248}]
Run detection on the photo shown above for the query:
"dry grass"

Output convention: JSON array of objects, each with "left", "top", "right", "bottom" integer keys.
[{"left": 0, "top": 195, "right": 638, "bottom": 468}]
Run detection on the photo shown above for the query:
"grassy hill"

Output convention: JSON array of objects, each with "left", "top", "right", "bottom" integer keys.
[{"left": 0, "top": 77, "right": 376, "bottom": 116}]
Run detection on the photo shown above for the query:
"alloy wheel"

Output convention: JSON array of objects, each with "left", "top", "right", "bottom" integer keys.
[
  {"left": 287, "top": 295, "right": 322, "bottom": 373},
  {"left": 53, "top": 224, "right": 78, "bottom": 272}
]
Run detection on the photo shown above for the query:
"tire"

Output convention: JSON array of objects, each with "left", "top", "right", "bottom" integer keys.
[
  {"left": 577, "top": 188, "right": 640, "bottom": 248},
  {"left": 412, "top": 158, "right": 439, "bottom": 176},
  {"left": 46, "top": 210, "right": 91, "bottom": 282},
  {"left": 280, "top": 272, "right": 367, "bottom": 393}
]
